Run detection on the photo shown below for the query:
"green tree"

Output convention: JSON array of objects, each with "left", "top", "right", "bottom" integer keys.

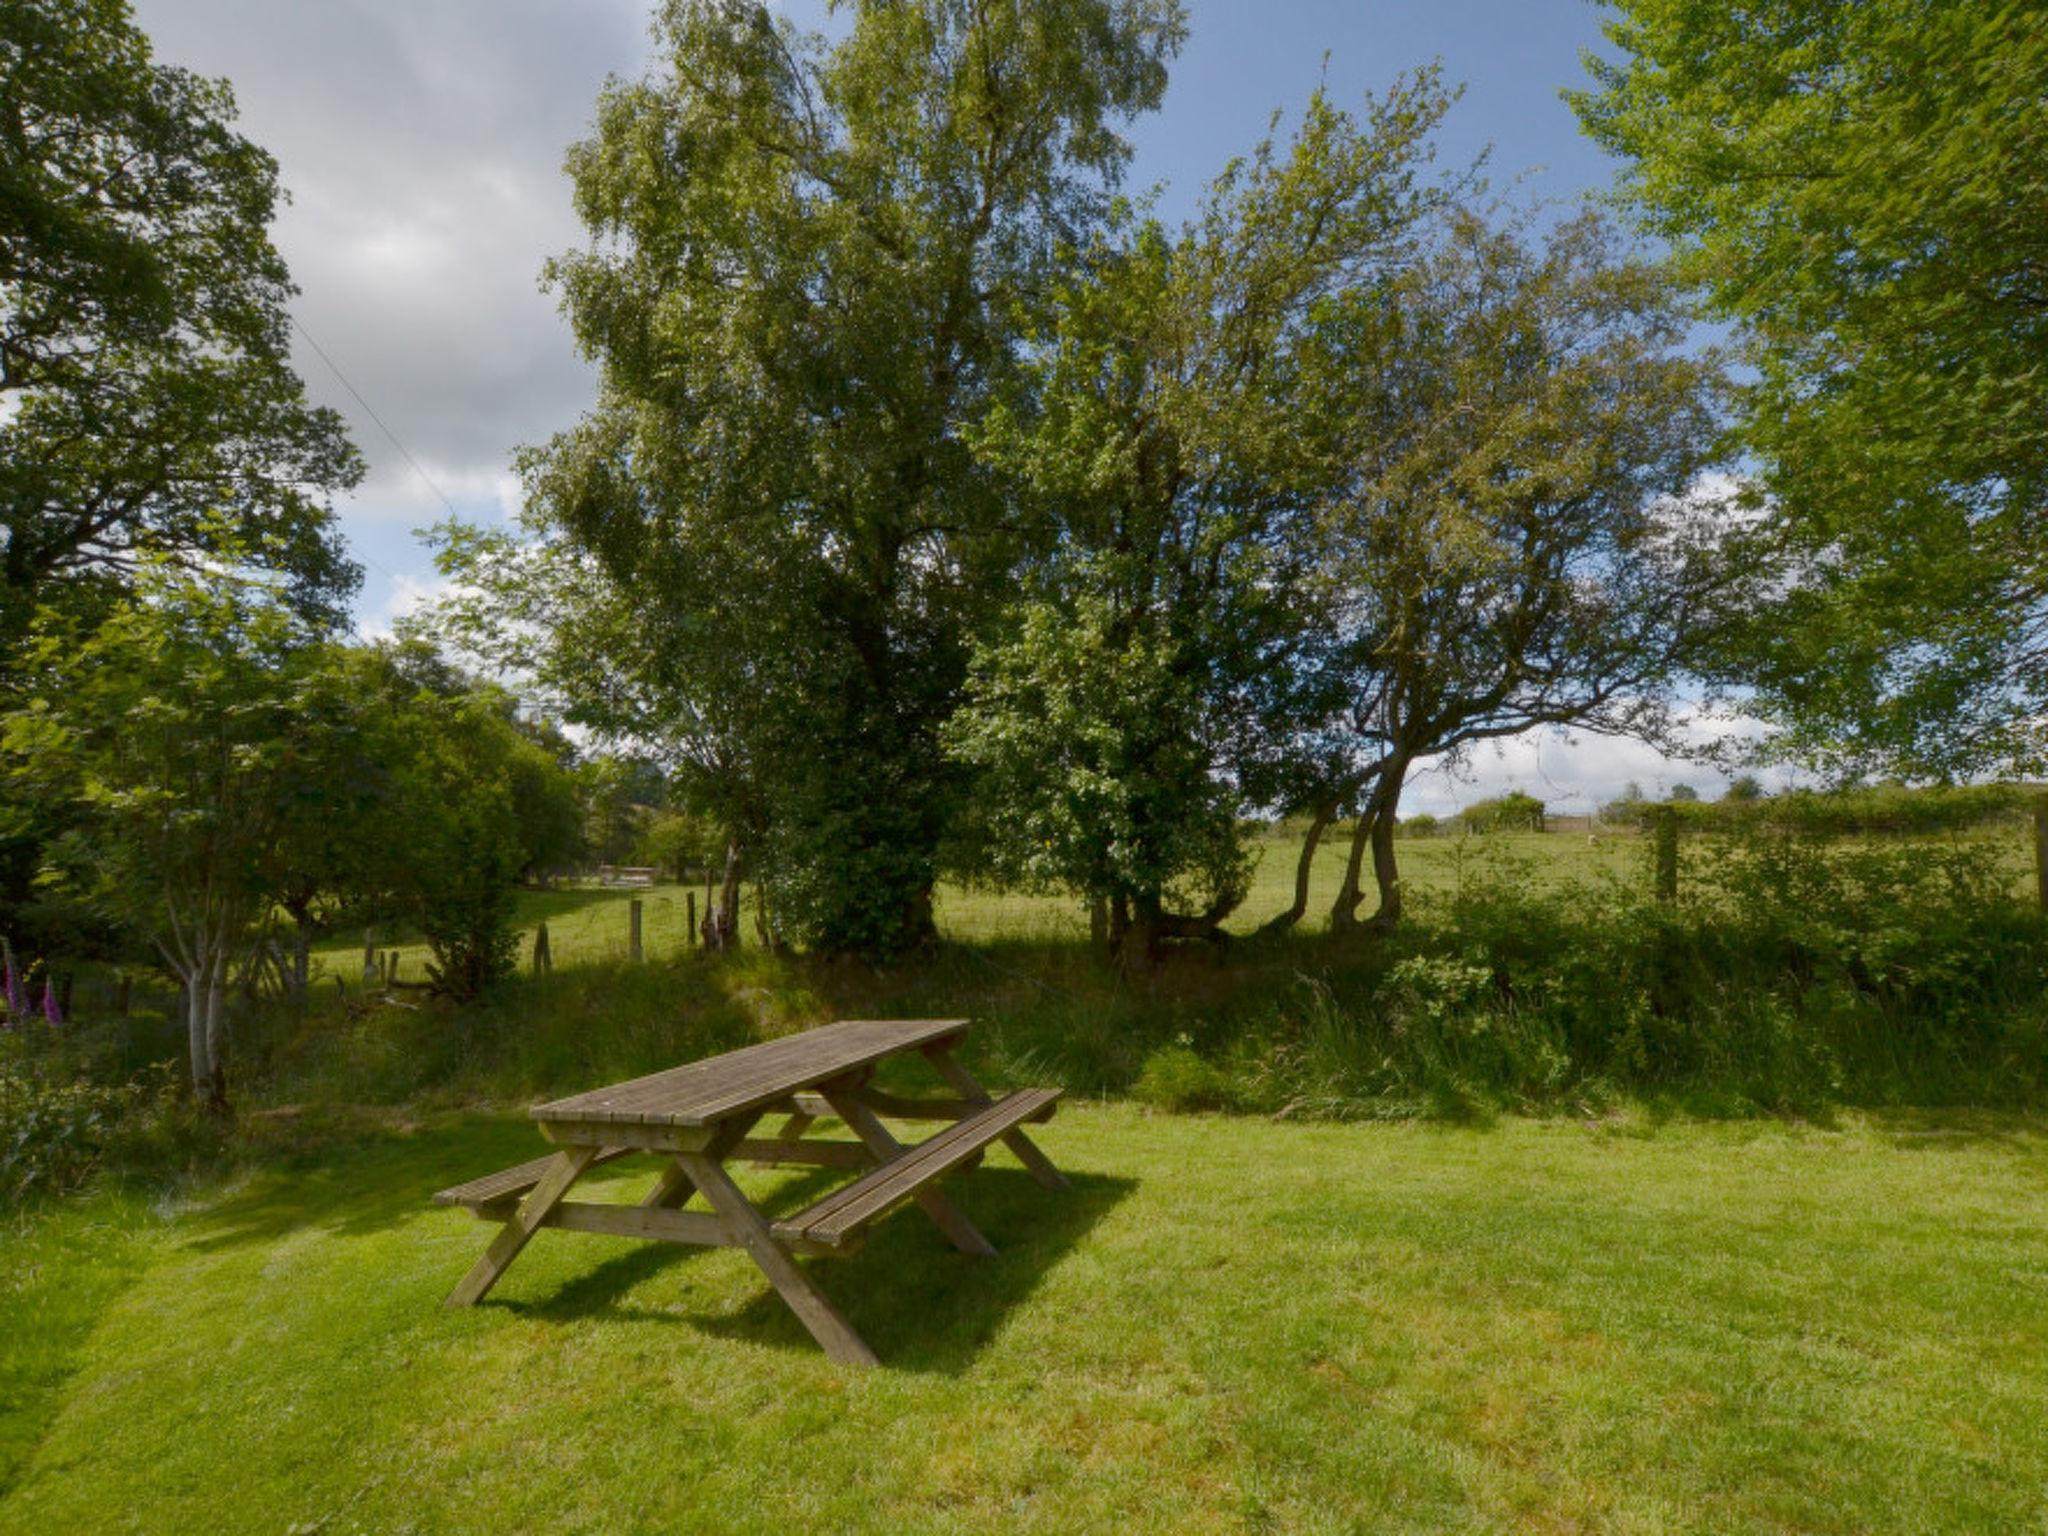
[
  {"left": 1668, "top": 782, "right": 1700, "bottom": 803},
  {"left": 1570, "top": 0, "right": 2048, "bottom": 777},
  {"left": 1458, "top": 791, "right": 1547, "bottom": 832},
  {"left": 0, "top": 0, "right": 361, "bottom": 934},
  {"left": 0, "top": 0, "right": 361, "bottom": 647},
  {"left": 1723, "top": 773, "right": 1764, "bottom": 803},
  {"left": 947, "top": 75, "right": 1454, "bottom": 965},
  {"left": 1, "top": 574, "right": 352, "bottom": 1110},
  {"left": 1309, "top": 208, "right": 1741, "bottom": 931},
  {"left": 394, "top": 690, "right": 526, "bottom": 1001},
  {"left": 521, "top": 0, "right": 1184, "bottom": 956}
]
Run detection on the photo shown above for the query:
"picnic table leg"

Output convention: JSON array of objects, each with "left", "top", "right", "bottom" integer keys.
[
  {"left": 444, "top": 1145, "right": 598, "bottom": 1308},
  {"left": 820, "top": 1087, "right": 996, "bottom": 1257},
  {"left": 923, "top": 1043, "right": 1069, "bottom": 1191},
  {"left": 675, "top": 1148, "right": 880, "bottom": 1368}
]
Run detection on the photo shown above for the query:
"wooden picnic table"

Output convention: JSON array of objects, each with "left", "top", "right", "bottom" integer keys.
[{"left": 432, "top": 1017, "right": 1066, "bottom": 1365}]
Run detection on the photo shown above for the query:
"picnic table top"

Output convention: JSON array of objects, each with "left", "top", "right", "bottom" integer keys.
[{"left": 530, "top": 1017, "right": 970, "bottom": 1130}]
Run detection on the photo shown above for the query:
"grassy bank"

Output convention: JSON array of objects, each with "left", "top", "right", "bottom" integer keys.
[
  {"left": 224, "top": 821, "right": 2045, "bottom": 1123},
  {"left": 3, "top": 1107, "right": 2044, "bottom": 1533}
]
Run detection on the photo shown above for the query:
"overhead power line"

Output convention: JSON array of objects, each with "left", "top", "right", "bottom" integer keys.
[{"left": 291, "top": 315, "right": 463, "bottom": 524}]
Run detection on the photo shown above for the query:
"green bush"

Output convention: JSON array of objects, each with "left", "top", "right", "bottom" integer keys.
[
  {"left": 0, "top": 1060, "right": 178, "bottom": 1207},
  {"left": 1398, "top": 812, "right": 1439, "bottom": 837},
  {"left": 1458, "top": 791, "right": 1546, "bottom": 832},
  {"left": 1133, "top": 1041, "right": 1243, "bottom": 1113}
]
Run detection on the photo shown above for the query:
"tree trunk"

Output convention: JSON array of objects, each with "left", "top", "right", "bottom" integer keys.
[
  {"left": 1329, "top": 811, "right": 1372, "bottom": 932},
  {"left": 713, "top": 839, "right": 743, "bottom": 952},
  {"left": 1261, "top": 801, "right": 1337, "bottom": 935},
  {"left": 184, "top": 973, "right": 210, "bottom": 1100},
  {"left": 1332, "top": 754, "right": 1410, "bottom": 934},
  {"left": 1364, "top": 796, "right": 1404, "bottom": 931},
  {"left": 202, "top": 958, "right": 229, "bottom": 1114}
]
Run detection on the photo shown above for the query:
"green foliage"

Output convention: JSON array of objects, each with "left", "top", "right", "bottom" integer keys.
[
  {"left": 1457, "top": 791, "right": 1546, "bottom": 832},
  {"left": 1722, "top": 774, "right": 1763, "bottom": 803},
  {"left": 0, "top": 573, "right": 357, "bottom": 1104},
  {"left": 949, "top": 75, "right": 1454, "bottom": 955},
  {"left": 1611, "top": 780, "right": 2028, "bottom": 837},
  {"left": 512, "top": 0, "right": 1187, "bottom": 956},
  {"left": 0, "top": 1058, "right": 175, "bottom": 1207},
  {"left": 1397, "top": 812, "right": 1438, "bottom": 837},
  {"left": 391, "top": 691, "right": 530, "bottom": 1002},
  {"left": 0, "top": 0, "right": 361, "bottom": 658},
  {"left": 1306, "top": 204, "right": 1744, "bottom": 927},
  {"left": 1572, "top": 0, "right": 2048, "bottom": 777},
  {"left": 1132, "top": 1040, "right": 1242, "bottom": 1114}
]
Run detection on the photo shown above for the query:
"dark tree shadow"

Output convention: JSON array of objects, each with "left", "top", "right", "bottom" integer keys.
[{"left": 490, "top": 1168, "right": 1135, "bottom": 1375}]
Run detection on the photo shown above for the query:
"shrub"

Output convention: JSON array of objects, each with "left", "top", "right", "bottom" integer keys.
[
  {"left": 1458, "top": 791, "right": 1546, "bottom": 832},
  {"left": 1133, "top": 1041, "right": 1244, "bottom": 1113},
  {"left": 1398, "top": 812, "right": 1439, "bottom": 837},
  {"left": 0, "top": 1060, "right": 178, "bottom": 1207}
]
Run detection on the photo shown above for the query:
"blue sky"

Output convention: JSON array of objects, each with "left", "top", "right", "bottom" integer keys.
[{"left": 125, "top": 1, "right": 1753, "bottom": 810}]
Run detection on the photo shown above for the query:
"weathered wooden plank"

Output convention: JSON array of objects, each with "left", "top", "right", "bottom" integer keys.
[
  {"left": 433, "top": 1146, "right": 637, "bottom": 1209},
  {"left": 731, "top": 1136, "right": 869, "bottom": 1169},
  {"left": 537, "top": 1118, "right": 715, "bottom": 1153},
  {"left": 530, "top": 1019, "right": 971, "bottom": 1129},
  {"left": 775, "top": 1089, "right": 1061, "bottom": 1251},
  {"left": 541, "top": 1201, "right": 728, "bottom": 1246},
  {"left": 924, "top": 1045, "right": 1069, "bottom": 1192},
  {"left": 820, "top": 1089, "right": 995, "bottom": 1257}
]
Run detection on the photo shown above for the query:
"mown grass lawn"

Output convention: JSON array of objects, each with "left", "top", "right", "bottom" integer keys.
[{"left": 3, "top": 1106, "right": 2045, "bottom": 1534}]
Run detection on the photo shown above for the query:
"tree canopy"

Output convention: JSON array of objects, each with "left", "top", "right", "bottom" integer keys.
[
  {"left": 1571, "top": 0, "right": 2048, "bottom": 778},
  {"left": 0, "top": 0, "right": 362, "bottom": 651},
  {"left": 520, "top": 0, "right": 1186, "bottom": 955}
]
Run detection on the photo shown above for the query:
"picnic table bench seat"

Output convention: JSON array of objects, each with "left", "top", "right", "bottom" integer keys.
[
  {"left": 773, "top": 1087, "right": 1060, "bottom": 1251},
  {"left": 433, "top": 1146, "right": 637, "bottom": 1213}
]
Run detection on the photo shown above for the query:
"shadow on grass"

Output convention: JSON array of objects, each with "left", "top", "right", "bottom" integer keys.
[
  {"left": 491, "top": 1167, "right": 1135, "bottom": 1375},
  {"left": 183, "top": 1115, "right": 605, "bottom": 1253},
  {"left": 1864, "top": 1105, "right": 2048, "bottom": 1151}
]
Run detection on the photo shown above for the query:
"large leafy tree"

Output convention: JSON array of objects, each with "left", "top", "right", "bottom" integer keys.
[
  {"left": 946, "top": 77, "right": 1453, "bottom": 966},
  {"left": 1569, "top": 0, "right": 2048, "bottom": 778},
  {"left": 1307, "top": 208, "right": 1740, "bottom": 931},
  {"left": 0, "top": 0, "right": 361, "bottom": 647},
  {"left": 0, "top": 0, "right": 361, "bottom": 934},
  {"left": 524, "top": 0, "right": 1184, "bottom": 956}
]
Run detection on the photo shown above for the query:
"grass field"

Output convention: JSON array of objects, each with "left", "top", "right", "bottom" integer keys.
[
  {"left": 3, "top": 1106, "right": 2044, "bottom": 1533},
  {"left": 308, "top": 821, "right": 2040, "bottom": 978}
]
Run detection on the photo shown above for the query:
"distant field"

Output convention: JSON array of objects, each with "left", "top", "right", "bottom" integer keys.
[{"left": 311, "top": 821, "right": 2037, "bottom": 978}]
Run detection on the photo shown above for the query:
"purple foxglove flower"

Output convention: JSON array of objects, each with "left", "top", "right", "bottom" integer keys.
[
  {"left": 41, "top": 978, "right": 61, "bottom": 1028},
  {"left": 3, "top": 960, "right": 24, "bottom": 1020}
]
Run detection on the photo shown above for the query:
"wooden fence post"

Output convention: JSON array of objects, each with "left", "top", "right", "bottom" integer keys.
[
  {"left": 686, "top": 892, "right": 697, "bottom": 949},
  {"left": 1653, "top": 806, "right": 1679, "bottom": 903},
  {"left": 361, "top": 928, "right": 377, "bottom": 983},
  {"left": 2034, "top": 794, "right": 2048, "bottom": 912},
  {"left": 629, "top": 898, "right": 644, "bottom": 963},
  {"left": 533, "top": 922, "right": 552, "bottom": 975}
]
